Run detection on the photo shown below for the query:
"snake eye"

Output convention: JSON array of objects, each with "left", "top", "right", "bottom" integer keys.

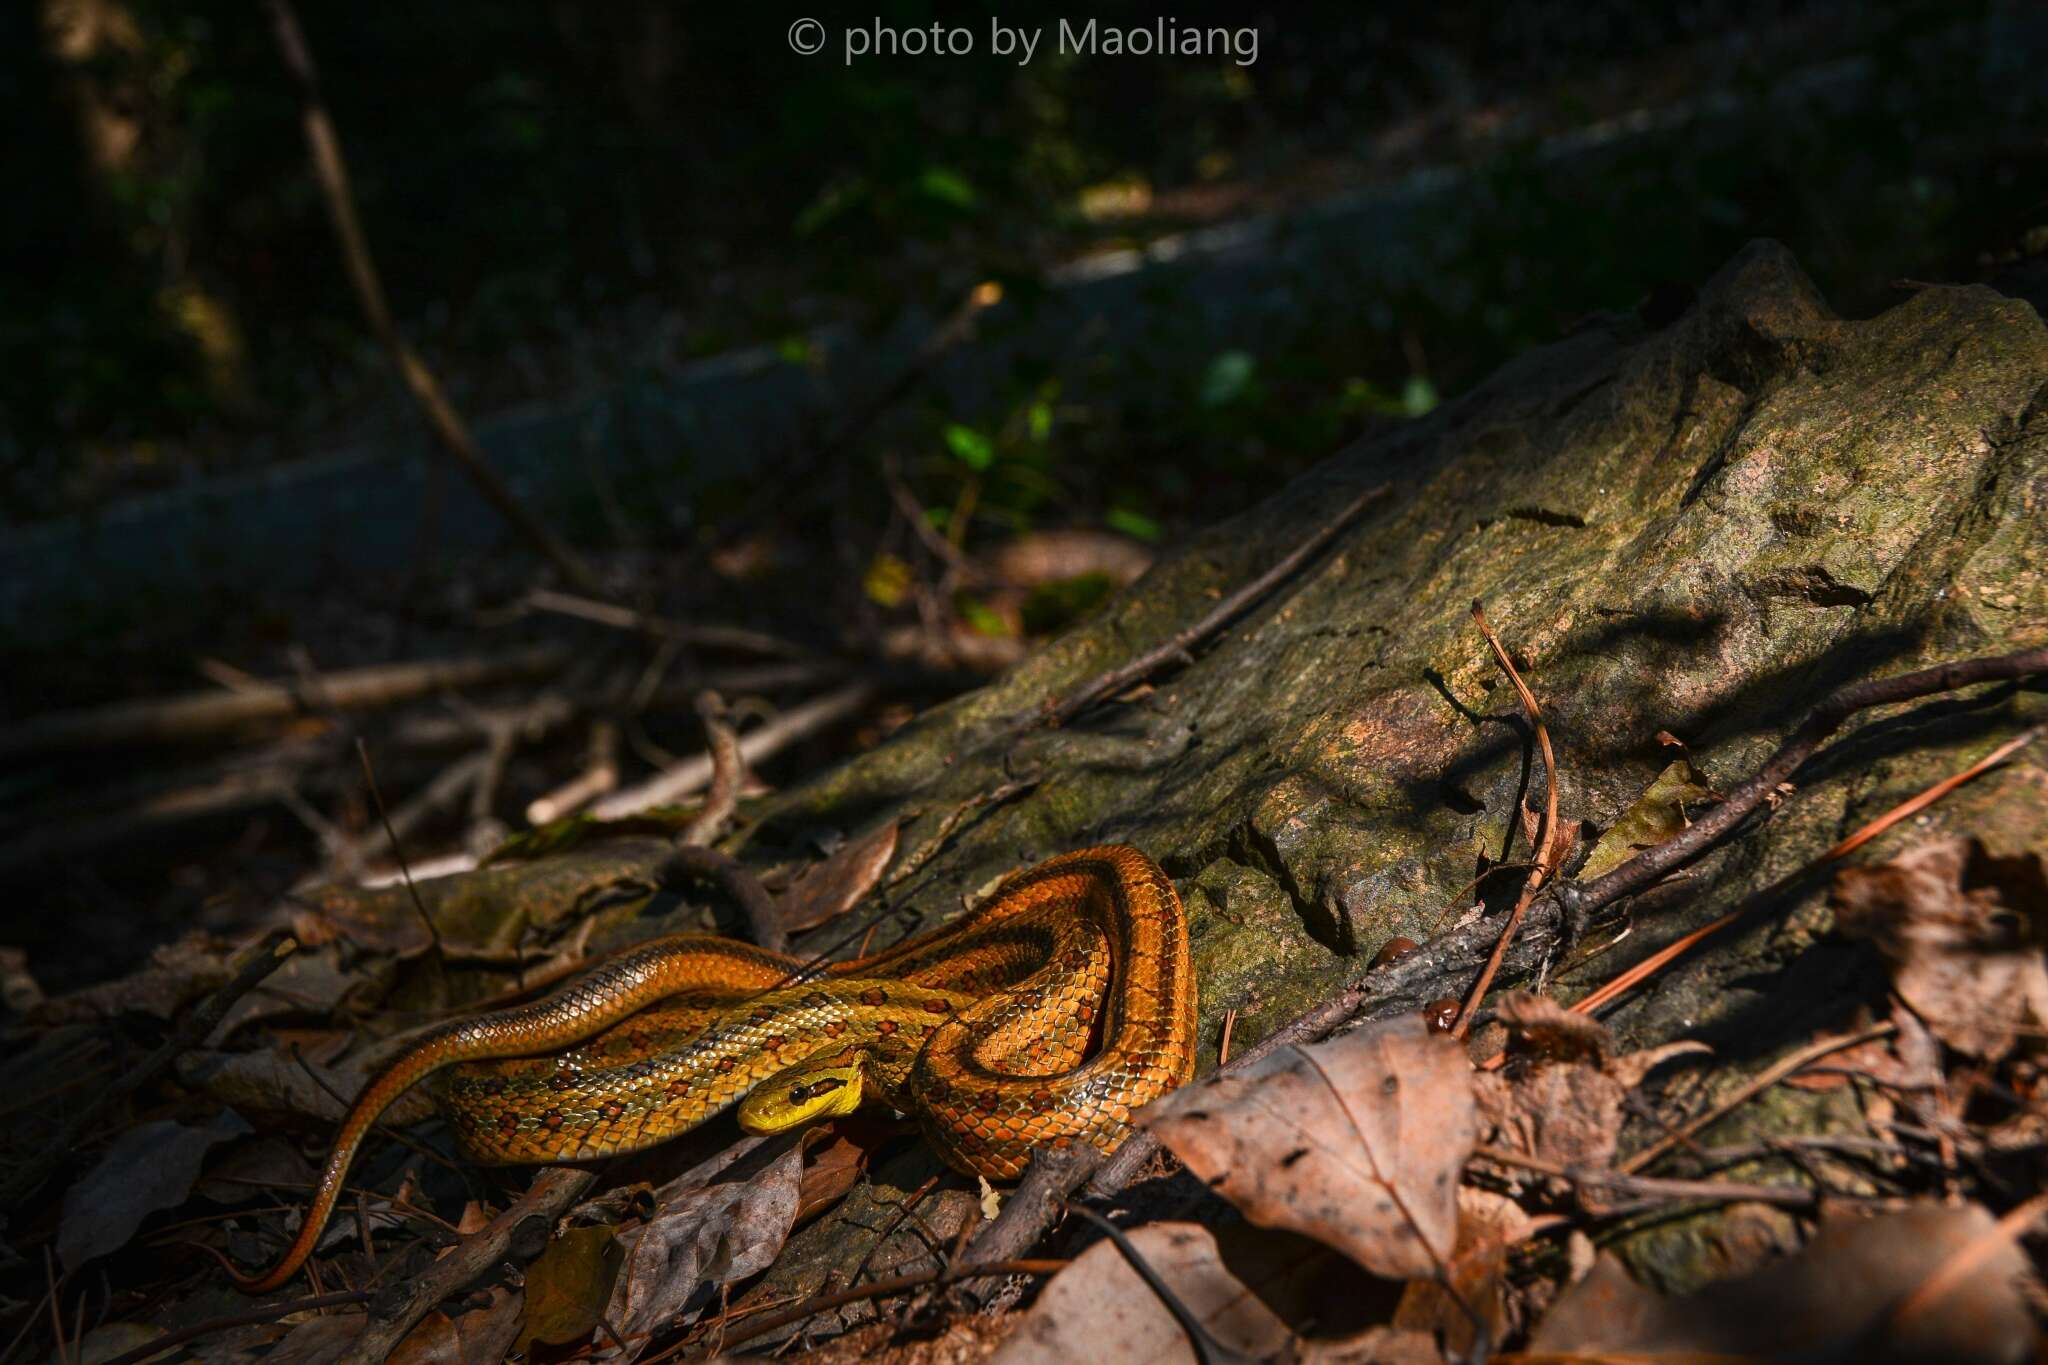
[{"left": 791, "top": 1077, "right": 847, "bottom": 1105}]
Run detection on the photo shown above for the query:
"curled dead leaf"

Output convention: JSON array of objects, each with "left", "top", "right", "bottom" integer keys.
[
  {"left": 1833, "top": 836, "right": 2048, "bottom": 1060},
  {"left": 1476, "top": 999, "right": 1705, "bottom": 1178},
  {"left": 1143, "top": 1013, "right": 1475, "bottom": 1281}
]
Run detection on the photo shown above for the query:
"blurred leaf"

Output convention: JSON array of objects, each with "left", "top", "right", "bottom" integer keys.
[
  {"left": 1027, "top": 398, "right": 1054, "bottom": 441},
  {"left": 1200, "top": 349, "right": 1257, "bottom": 407},
  {"left": 956, "top": 595, "right": 1014, "bottom": 638},
  {"left": 1105, "top": 507, "right": 1162, "bottom": 543},
  {"left": 1401, "top": 374, "right": 1440, "bottom": 416},
  {"left": 776, "top": 334, "right": 819, "bottom": 366},
  {"left": 918, "top": 166, "right": 979, "bottom": 209},
  {"left": 794, "top": 176, "right": 866, "bottom": 238},
  {"left": 943, "top": 423, "right": 996, "bottom": 470},
  {"left": 864, "top": 552, "right": 913, "bottom": 608}
]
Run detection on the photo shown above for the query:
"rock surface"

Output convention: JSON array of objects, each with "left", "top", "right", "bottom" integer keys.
[{"left": 733, "top": 239, "right": 2046, "bottom": 1303}]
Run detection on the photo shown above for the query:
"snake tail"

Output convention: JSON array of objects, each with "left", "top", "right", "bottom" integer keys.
[{"left": 225, "top": 935, "right": 797, "bottom": 1293}]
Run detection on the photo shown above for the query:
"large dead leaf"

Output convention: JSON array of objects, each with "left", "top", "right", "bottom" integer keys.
[
  {"left": 994, "top": 1220, "right": 1443, "bottom": 1365},
  {"left": 776, "top": 821, "right": 899, "bottom": 933},
  {"left": 1528, "top": 1202, "right": 2036, "bottom": 1364},
  {"left": 59, "top": 1109, "right": 250, "bottom": 1271},
  {"left": 1578, "top": 760, "right": 1719, "bottom": 882},
  {"left": 605, "top": 1135, "right": 804, "bottom": 1351},
  {"left": 1144, "top": 1013, "right": 1475, "bottom": 1280},
  {"left": 1833, "top": 837, "right": 2048, "bottom": 1060},
  {"left": 1475, "top": 993, "right": 1706, "bottom": 1178}
]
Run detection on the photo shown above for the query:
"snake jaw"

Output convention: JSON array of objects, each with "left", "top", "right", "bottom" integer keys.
[{"left": 736, "top": 1061, "right": 866, "bottom": 1134}]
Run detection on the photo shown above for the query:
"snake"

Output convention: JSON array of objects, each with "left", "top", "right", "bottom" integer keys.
[{"left": 228, "top": 844, "right": 1196, "bottom": 1293}]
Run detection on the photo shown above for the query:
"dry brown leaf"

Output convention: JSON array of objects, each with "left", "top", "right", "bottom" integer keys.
[
  {"left": 776, "top": 821, "right": 900, "bottom": 933},
  {"left": 1492, "top": 992, "right": 1611, "bottom": 1065},
  {"left": 177, "top": 1044, "right": 435, "bottom": 1128},
  {"left": 1144, "top": 1013, "right": 1475, "bottom": 1280},
  {"left": 793, "top": 1120, "right": 889, "bottom": 1228},
  {"left": 1833, "top": 836, "right": 2048, "bottom": 1060},
  {"left": 996, "top": 1219, "right": 1440, "bottom": 1365},
  {"left": 989, "top": 1221, "right": 1295, "bottom": 1364},
  {"left": 1579, "top": 760, "right": 1719, "bottom": 881},
  {"left": 606, "top": 1136, "right": 804, "bottom": 1349},
  {"left": 1527, "top": 1202, "right": 2036, "bottom": 1364},
  {"left": 1392, "top": 1186, "right": 1533, "bottom": 1357},
  {"left": 389, "top": 1286, "right": 524, "bottom": 1365},
  {"left": 1785, "top": 1001, "right": 1944, "bottom": 1093},
  {"left": 1476, "top": 997, "right": 1704, "bottom": 1177},
  {"left": 261, "top": 1313, "right": 363, "bottom": 1365}
]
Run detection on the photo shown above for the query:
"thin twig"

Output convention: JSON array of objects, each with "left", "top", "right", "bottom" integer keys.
[
  {"left": 1621, "top": 1022, "right": 1897, "bottom": 1175},
  {"left": 1037, "top": 483, "right": 1390, "bottom": 727},
  {"left": 354, "top": 740, "right": 442, "bottom": 963},
  {"left": 0, "top": 647, "right": 565, "bottom": 760},
  {"left": 1455, "top": 600, "right": 1562, "bottom": 1038},
  {"left": 0, "top": 933, "right": 298, "bottom": 1210},
  {"left": 1534, "top": 718, "right": 2044, "bottom": 1035},
  {"left": 1826, "top": 722, "right": 2043, "bottom": 860},
  {"left": 680, "top": 691, "right": 743, "bottom": 847},
  {"left": 262, "top": 0, "right": 602, "bottom": 595},
  {"left": 591, "top": 681, "right": 878, "bottom": 818},
  {"left": 524, "top": 720, "right": 619, "bottom": 826},
  {"left": 1472, "top": 1144, "right": 1832, "bottom": 1211},
  {"left": 43, "top": 1249, "right": 66, "bottom": 1365},
  {"left": 1555, "top": 646, "right": 2048, "bottom": 922},
  {"left": 524, "top": 589, "right": 814, "bottom": 660},
  {"left": 711, "top": 1256, "right": 1066, "bottom": 1353}
]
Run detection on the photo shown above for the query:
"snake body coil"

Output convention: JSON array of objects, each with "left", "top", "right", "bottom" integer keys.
[{"left": 230, "top": 845, "right": 1195, "bottom": 1292}]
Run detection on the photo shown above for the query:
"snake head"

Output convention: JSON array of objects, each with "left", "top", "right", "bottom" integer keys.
[{"left": 737, "top": 1059, "right": 865, "bottom": 1134}]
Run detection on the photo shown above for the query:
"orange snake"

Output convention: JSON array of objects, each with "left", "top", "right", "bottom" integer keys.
[{"left": 229, "top": 845, "right": 1195, "bottom": 1292}]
